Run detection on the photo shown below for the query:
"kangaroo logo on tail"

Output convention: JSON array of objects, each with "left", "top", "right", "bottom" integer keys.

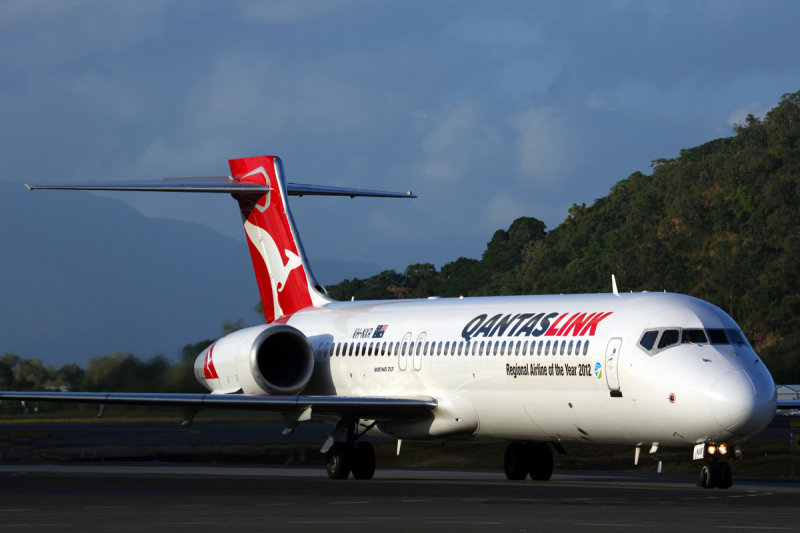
[{"left": 230, "top": 156, "right": 325, "bottom": 323}]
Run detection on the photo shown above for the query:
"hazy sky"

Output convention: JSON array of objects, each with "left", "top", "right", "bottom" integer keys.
[{"left": 2, "top": 0, "right": 799, "bottom": 272}]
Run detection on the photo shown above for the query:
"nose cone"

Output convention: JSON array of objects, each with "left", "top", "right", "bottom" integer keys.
[{"left": 710, "top": 367, "right": 776, "bottom": 437}]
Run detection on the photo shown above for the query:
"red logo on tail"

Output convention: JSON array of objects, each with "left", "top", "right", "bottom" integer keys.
[{"left": 230, "top": 156, "right": 313, "bottom": 323}]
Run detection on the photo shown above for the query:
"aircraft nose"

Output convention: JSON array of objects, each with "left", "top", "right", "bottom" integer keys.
[{"left": 710, "top": 368, "right": 775, "bottom": 437}]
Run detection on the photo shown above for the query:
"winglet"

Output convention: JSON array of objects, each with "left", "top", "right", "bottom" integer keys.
[{"left": 612, "top": 275, "right": 619, "bottom": 297}]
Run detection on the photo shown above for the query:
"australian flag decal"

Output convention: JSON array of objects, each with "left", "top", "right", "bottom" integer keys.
[{"left": 372, "top": 325, "right": 388, "bottom": 338}]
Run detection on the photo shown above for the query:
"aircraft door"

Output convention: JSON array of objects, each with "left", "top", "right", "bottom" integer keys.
[
  {"left": 413, "top": 332, "right": 426, "bottom": 371},
  {"left": 398, "top": 332, "right": 412, "bottom": 371},
  {"left": 605, "top": 337, "right": 622, "bottom": 393}
]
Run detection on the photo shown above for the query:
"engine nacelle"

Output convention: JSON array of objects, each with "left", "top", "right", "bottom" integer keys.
[{"left": 193, "top": 324, "right": 314, "bottom": 395}]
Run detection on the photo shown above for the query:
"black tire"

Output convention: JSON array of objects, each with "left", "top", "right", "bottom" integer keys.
[
  {"left": 326, "top": 442, "right": 352, "bottom": 480},
  {"left": 718, "top": 462, "right": 732, "bottom": 489},
  {"left": 698, "top": 463, "right": 717, "bottom": 489},
  {"left": 352, "top": 442, "right": 376, "bottom": 480},
  {"left": 528, "top": 442, "right": 553, "bottom": 481},
  {"left": 504, "top": 442, "right": 529, "bottom": 480}
]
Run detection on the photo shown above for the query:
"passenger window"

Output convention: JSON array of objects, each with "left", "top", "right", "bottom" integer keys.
[
  {"left": 682, "top": 329, "right": 708, "bottom": 344},
  {"left": 583, "top": 341, "right": 589, "bottom": 356},
  {"left": 444, "top": 341, "right": 450, "bottom": 355},
  {"left": 568, "top": 340, "right": 573, "bottom": 355},
  {"left": 545, "top": 341, "right": 551, "bottom": 355},
  {"left": 438, "top": 342, "right": 443, "bottom": 355},
  {"left": 639, "top": 330, "right": 659, "bottom": 351},
  {"left": 500, "top": 341, "right": 506, "bottom": 356},
  {"left": 658, "top": 329, "right": 680, "bottom": 349},
  {"left": 707, "top": 329, "right": 728, "bottom": 344},
  {"left": 575, "top": 340, "right": 582, "bottom": 355},
  {"left": 560, "top": 341, "right": 565, "bottom": 356},
  {"left": 479, "top": 341, "right": 485, "bottom": 356}
]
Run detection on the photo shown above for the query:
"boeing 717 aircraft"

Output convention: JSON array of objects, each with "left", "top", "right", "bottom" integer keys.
[{"left": 3, "top": 155, "right": 796, "bottom": 488}]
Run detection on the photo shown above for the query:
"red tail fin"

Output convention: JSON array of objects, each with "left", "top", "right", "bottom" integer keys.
[{"left": 229, "top": 156, "right": 329, "bottom": 323}]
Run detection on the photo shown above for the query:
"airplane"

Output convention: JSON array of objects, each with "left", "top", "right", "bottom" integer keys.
[{"left": 2, "top": 154, "right": 798, "bottom": 488}]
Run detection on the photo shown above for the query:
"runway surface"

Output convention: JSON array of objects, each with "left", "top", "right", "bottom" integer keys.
[{"left": 2, "top": 464, "right": 799, "bottom": 532}]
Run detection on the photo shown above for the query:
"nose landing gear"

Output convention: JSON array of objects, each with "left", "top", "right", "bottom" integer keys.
[
  {"left": 697, "top": 460, "right": 732, "bottom": 489},
  {"left": 694, "top": 443, "right": 735, "bottom": 489}
]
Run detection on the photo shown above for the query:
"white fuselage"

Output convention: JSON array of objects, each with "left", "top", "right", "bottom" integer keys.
[{"left": 283, "top": 291, "right": 776, "bottom": 447}]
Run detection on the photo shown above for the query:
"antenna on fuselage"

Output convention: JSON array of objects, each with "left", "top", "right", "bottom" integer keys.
[{"left": 612, "top": 275, "right": 619, "bottom": 297}]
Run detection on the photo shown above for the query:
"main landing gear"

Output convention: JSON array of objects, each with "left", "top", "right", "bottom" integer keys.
[
  {"left": 326, "top": 419, "right": 376, "bottom": 480},
  {"left": 504, "top": 441, "right": 554, "bottom": 481}
]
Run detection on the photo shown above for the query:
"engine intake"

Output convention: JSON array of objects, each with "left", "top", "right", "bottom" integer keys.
[
  {"left": 195, "top": 324, "right": 314, "bottom": 395},
  {"left": 250, "top": 325, "right": 315, "bottom": 394}
]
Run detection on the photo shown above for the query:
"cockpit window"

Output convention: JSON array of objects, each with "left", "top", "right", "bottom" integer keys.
[
  {"left": 726, "top": 329, "right": 748, "bottom": 346},
  {"left": 682, "top": 329, "right": 708, "bottom": 344},
  {"left": 641, "top": 326, "right": 751, "bottom": 355},
  {"left": 657, "top": 329, "right": 680, "bottom": 349},
  {"left": 707, "top": 329, "right": 728, "bottom": 344},
  {"left": 639, "top": 330, "right": 659, "bottom": 351}
]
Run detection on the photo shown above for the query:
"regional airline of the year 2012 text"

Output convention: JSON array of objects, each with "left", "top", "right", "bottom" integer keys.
[{"left": 3, "top": 155, "right": 798, "bottom": 488}]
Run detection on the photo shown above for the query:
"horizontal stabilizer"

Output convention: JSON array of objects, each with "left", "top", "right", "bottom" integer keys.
[
  {"left": 0, "top": 391, "right": 436, "bottom": 421},
  {"left": 25, "top": 178, "right": 415, "bottom": 198}
]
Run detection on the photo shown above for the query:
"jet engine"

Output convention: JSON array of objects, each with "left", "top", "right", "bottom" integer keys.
[{"left": 194, "top": 324, "right": 314, "bottom": 395}]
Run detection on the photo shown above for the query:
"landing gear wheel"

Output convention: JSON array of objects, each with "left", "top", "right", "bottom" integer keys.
[
  {"left": 352, "top": 442, "right": 376, "bottom": 480},
  {"left": 327, "top": 442, "right": 352, "bottom": 480},
  {"left": 527, "top": 442, "right": 553, "bottom": 481},
  {"left": 698, "top": 462, "right": 726, "bottom": 489},
  {"left": 718, "top": 462, "right": 732, "bottom": 489},
  {"left": 504, "top": 442, "right": 530, "bottom": 480},
  {"left": 698, "top": 464, "right": 713, "bottom": 488}
]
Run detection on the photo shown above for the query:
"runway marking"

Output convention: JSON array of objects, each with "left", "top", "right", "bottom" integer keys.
[
  {"left": 170, "top": 504, "right": 207, "bottom": 508},
  {"left": 289, "top": 521, "right": 360, "bottom": 525},
  {"left": 4, "top": 524, "right": 68, "bottom": 528},
  {"left": 329, "top": 500, "right": 370, "bottom": 504},
  {"left": 429, "top": 521, "right": 502, "bottom": 525},
  {"left": 401, "top": 499, "right": 430, "bottom": 503},
  {"left": 256, "top": 502, "right": 295, "bottom": 506},
  {"left": 714, "top": 527, "right": 794, "bottom": 530},
  {"left": 82, "top": 505, "right": 131, "bottom": 509},
  {"left": 575, "top": 522, "right": 642, "bottom": 527}
]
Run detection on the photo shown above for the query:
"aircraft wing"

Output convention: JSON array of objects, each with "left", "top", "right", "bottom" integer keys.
[
  {"left": 24, "top": 178, "right": 416, "bottom": 198},
  {"left": 777, "top": 398, "right": 800, "bottom": 410},
  {"left": 0, "top": 391, "right": 436, "bottom": 421}
]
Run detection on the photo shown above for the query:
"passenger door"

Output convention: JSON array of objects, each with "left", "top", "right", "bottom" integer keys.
[{"left": 605, "top": 337, "right": 622, "bottom": 393}]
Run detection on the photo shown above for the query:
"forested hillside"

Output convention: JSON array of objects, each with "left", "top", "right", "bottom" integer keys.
[{"left": 328, "top": 91, "right": 800, "bottom": 382}]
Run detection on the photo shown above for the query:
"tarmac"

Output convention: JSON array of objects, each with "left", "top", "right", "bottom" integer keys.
[
  {"left": 2, "top": 463, "right": 800, "bottom": 532},
  {"left": 1, "top": 419, "right": 799, "bottom": 532}
]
